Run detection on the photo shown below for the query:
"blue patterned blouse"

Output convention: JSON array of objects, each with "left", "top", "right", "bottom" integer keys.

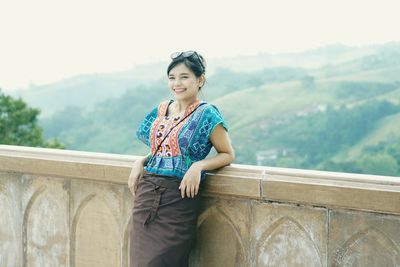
[{"left": 136, "top": 99, "right": 228, "bottom": 181}]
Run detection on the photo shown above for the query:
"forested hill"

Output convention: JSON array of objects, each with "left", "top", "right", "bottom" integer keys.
[
  {"left": 10, "top": 43, "right": 382, "bottom": 118},
  {"left": 23, "top": 42, "right": 400, "bottom": 176}
]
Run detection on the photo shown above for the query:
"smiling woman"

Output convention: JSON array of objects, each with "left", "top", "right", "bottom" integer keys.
[
  {"left": 127, "top": 50, "right": 235, "bottom": 267},
  {"left": 167, "top": 55, "right": 205, "bottom": 109}
]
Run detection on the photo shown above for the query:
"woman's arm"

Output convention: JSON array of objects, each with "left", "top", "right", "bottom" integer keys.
[
  {"left": 128, "top": 152, "right": 152, "bottom": 195},
  {"left": 179, "top": 124, "right": 234, "bottom": 198},
  {"left": 193, "top": 124, "right": 235, "bottom": 171},
  {"left": 135, "top": 152, "right": 152, "bottom": 166}
]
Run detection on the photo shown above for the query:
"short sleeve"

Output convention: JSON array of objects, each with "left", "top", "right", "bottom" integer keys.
[
  {"left": 136, "top": 106, "right": 158, "bottom": 146},
  {"left": 202, "top": 104, "right": 228, "bottom": 142}
]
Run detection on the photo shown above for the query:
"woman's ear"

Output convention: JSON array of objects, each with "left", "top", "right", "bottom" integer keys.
[{"left": 198, "top": 74, "right": 205, "bottom": 87}]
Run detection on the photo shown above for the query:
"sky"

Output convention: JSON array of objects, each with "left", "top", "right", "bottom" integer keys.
[{"left": 0, "top": 0, "right": 399, "bottom": 91}]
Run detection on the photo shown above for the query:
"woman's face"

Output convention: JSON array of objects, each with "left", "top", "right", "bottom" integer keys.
[{"left": 168, "top": 63, "right": 204, "bottom": 102}]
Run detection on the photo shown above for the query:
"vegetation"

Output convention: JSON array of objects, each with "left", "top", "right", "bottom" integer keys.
[
  {"left": 6, "top": 42, "right": 400, "bottom": 177},
  {"left": 266, "top": 100, "right": 400, "bottom": 176},
  {"left": 40, "top": 82, "right": 168, "bottom": 154},
  {"left": 0, "top": 89, "right": 65, "bottom": 148}
]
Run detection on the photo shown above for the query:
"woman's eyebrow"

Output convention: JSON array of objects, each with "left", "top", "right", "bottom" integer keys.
[{"left": 169, "top": 72, "right": 190, "bottom": 77}]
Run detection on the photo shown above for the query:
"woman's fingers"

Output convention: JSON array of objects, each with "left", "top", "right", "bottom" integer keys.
[
  {"left": 128, "top": 178, "right": 134, "bottom": 194},
  {"left": 130, "top": 183, "right": 136, "bottom": 195},
  {"left": 180, "top": 176, "right": 200, "bottom": 198},
  {"left": 180, "top": 183, "right": 194, "bottom": 198},
  {"left": 128, "top": 172, "right": 143, "bottom": 196},
  {"left": 186, "top": 184, "right": 191, "bottom": 198},
  {"left": 190, "top": 185, "right": 195, "bottom": 198},
  {"left": 180, "top": 183, "right": 186, "bottom": 198}
]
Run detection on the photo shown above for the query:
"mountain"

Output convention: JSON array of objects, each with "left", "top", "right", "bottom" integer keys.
[
  {"left": 9, "top": 61, "right": 168, "bottom": 117},
  {"left": 11, "top": 42, "right": 400, "bottom": 176},
  {"left": 9, "top": 43, "right": 397, "bottom": 118}
]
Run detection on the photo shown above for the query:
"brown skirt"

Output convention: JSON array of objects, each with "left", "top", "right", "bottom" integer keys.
[{"left": 129, "top": 173, "right": 202, "bottom": 267}]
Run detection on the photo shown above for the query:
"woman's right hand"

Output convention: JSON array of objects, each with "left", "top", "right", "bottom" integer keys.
[{"left": 128, "top": 159, "right": 145, "bottom": 195}]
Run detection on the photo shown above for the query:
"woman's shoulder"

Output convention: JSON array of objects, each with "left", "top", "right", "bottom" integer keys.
[
  {"left": 197, "top": 101, "right": 223, "bottom": 115},
  {"left": 154, "top": 100, "right": 172, "bottom": 109},
  {"left": 148, "top": 100, "right": 173, "bottom": 116}
]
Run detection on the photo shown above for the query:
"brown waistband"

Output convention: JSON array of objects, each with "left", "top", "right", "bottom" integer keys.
[{"left": 142, "top": 173, "right": 181, "bottom": 191}]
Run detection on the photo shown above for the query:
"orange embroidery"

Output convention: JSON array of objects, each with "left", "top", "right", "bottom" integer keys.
[{"left": 150, "top": 100, "right": 201, "bottom": 157}]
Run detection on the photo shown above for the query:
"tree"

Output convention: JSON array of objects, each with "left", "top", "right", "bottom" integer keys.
[
  {"left": 300, "top": 75, "right": 315, "bottom": 90},
  {"left": 357, "top": 153, "right": 398, "bottom": 176},
  {"left": 0, "top": 88, "right": 65, "bottom": 148}
]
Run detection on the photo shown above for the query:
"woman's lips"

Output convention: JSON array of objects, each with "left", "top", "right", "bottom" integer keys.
[{"left": 174, "top": 88, "right": 186, "bottom": 93}]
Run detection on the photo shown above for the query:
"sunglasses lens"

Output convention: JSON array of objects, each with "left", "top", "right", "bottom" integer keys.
[
  {"left": 170, "top": 52, "right": 182, "bottom": 59},
  {"left": 182, "top": 51, "right": 195, "bottom": 57}
]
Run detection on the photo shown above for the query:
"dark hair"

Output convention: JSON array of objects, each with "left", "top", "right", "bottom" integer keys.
[{"left": 167, "top": 52, "right": 206, "bottom": 78}]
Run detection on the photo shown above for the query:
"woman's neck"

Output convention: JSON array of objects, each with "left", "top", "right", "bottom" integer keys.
[{"left": 173, "top": 98, "right": 200, "bottom": 113}]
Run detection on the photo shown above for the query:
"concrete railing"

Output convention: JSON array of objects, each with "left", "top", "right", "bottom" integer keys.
[{"left": 0, "top": 144, "right": 399, "bottom": 267}]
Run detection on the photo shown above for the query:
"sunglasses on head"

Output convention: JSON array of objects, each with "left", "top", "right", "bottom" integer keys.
[{"left": 170, "top": 50, "right": 205, "bottom": 71}]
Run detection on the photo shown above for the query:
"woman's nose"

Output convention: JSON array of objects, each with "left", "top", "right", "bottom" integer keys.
[{"left": 173, "top": 78, "right": 182, "bottom": 85}]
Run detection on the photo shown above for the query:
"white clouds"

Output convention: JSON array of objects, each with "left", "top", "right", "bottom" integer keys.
[{"left": 0, "top": 0, "right": 399, "bottom": 90}]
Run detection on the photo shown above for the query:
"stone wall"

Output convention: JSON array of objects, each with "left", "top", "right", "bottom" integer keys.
[{"left": 0, "top": 145, "right": 399, "bottom": 267}]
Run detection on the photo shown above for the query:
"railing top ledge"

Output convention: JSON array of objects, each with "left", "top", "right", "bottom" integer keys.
[{"left": 1, "top": 144, "right": 399, "bottom": 215}]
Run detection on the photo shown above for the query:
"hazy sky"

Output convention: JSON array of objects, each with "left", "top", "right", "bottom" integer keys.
[{"left": 1, "top": 0, "right": 399, "bottom": 90}]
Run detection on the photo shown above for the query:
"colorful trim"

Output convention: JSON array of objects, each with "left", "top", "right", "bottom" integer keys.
[{"left": 149, "top": 99, "right": 202, "bottom": 157}]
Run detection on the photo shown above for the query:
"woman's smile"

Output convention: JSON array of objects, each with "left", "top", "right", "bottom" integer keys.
[{"left": 174, "top": 88, "right": 187, "bottom": 93}]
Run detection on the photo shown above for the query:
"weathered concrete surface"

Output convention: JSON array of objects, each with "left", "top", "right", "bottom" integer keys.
[
  {"left": 1, "top": 144, "right": 400, "bottom": 267},
  {"left": 251, "top": 202, "right": 327, "bottom": 267},
  {"left": 190, "top": 197, "right": 250, "bottom": 267},
  {"left": 0, "top": 172, "right": 22, "bottom": 267},
  {"left": 22, "top": 175, "right": 69, "bottom": 267},
  {"left": 329, "top": 210, "right": 400, "bottom": 266}
]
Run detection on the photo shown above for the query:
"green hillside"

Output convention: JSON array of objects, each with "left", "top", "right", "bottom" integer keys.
[
  {"left": 8, "top": 43, "right": 397, "bottom": 118},
  {"left": 333, "top": 112, "right": 400, "bottom": 161},
  {"left": 316, "top": 66, "right": 400, "bottom": 83},
  {"left": 214, "top": 79, "right": 398, "bottom": 130},
  {"left": 34, "top": 42, "right": 400, "bottom": 176}
]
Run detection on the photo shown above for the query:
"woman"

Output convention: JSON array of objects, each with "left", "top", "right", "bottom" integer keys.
[{"left": 128, "top": 50, "right": 234, "bottom": 267}]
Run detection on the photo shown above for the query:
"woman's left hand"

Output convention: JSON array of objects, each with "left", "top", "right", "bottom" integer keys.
[{"left": 179, "top": 163, "right": 202, "bottom": 198}]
